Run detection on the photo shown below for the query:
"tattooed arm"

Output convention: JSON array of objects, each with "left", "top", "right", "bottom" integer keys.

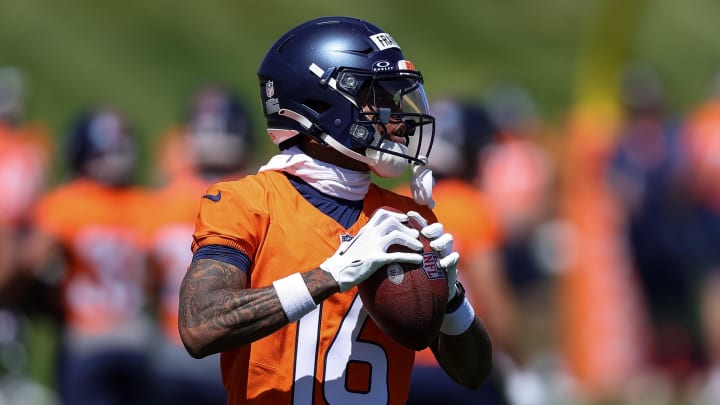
[{"left": 178, "top": 258, "right": 339, "bottom": 358}]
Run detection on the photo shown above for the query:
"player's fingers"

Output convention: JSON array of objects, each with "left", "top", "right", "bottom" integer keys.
[
  {"left": 364, "top": 211, "right": 408, "bottom": 237},
  {"left": 421, "top": 222, "right": 444, "bottom": 240},
  {"left": 369, "top": 208, "right": 408, "bottom": 226},
  {"left": 377, "top": 215, "right": 420, "bottom": 237},
  {"left": 438, "top": 251, "right": 460, "bottom": 270},
  {"left": 382, "top": 228, "right": 423, "bottom": 251},
  {"left": 406, "top": 210, "right": 428, "bottom": 228},
  {"left": 429, "top": 233, "right": 454, "bottom": 255}
]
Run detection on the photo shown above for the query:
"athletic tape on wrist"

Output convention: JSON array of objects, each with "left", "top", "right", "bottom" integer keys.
[
  {"left": 440, "top": 297, "right": 475, "bottom": 336},
  {"left": 272, "top": 273, "right": 317, "bottom": 323}
]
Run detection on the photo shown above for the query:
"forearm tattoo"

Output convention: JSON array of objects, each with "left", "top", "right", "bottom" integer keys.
[
  {"left": 179, "top": 259, "right": 287, "bottom": 349},
  {"left": 301, "top": 270, "right": 337, "bottom": 303}
]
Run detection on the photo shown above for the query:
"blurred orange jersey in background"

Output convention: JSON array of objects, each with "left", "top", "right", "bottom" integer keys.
[
  {"left": 0, "top": 122, "right": 51, "bottom": 227},
  {"left": 32, "top": 179, "right": 153, "bottom": 335}
]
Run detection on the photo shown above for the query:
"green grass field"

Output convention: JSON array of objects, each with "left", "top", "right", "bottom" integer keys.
[{"left": 2, "top": 0, "right": 720, "bottom": 182}]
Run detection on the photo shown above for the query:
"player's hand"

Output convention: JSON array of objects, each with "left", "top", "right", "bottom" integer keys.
[
  {"left": 320, "top": 208, "right": 424, "bottom": 292},
  {"left": 407, "top": 211, "right": 460, "bottom": 302}
]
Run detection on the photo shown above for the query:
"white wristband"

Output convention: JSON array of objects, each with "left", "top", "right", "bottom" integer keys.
[
  {"left": 440, "top": 297, "right": 475, "bottom": 336},
  {"left": 272, "top": 273, "right": 317, "bottom": 323}
]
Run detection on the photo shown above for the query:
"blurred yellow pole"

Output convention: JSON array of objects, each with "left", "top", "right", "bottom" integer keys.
[
  {"left": 573, "top": 0, "right": 647, "bottom": 120},
  {"left": 558, "top": 0, "right": 650, "bottom": 400}
]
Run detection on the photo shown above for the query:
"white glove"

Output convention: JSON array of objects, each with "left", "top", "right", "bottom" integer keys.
[
  {"left": 407, "top": 211, "right": 460, "bottom": 301},
  {"left": 320, "top": 208, "right": 424, "bottom": 292},
  {"left": 410, "top": 159, "right": 435, "bottom": 208}
]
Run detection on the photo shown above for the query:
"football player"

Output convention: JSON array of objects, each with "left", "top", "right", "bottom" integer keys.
[
  {"left": 0, "top": 67, "right": 56, "bottom": 404},
  {"left": 178, "top": 16, "right": 493, "bottom": 405},
  {"left": 0, "top": 67, "right": 52, "bottom": 303},
  {"left": 23, "top": 107, "right": 155, "bottom": 405}
]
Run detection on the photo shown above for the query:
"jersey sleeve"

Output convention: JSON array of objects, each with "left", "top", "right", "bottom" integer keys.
[{"left": 191, "top": 178, "right": 270, "bottom": 263}]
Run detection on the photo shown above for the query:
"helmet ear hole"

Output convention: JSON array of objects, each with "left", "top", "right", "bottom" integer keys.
[{"left": 304, "top": 99, "right": 332, "bottom": 115}]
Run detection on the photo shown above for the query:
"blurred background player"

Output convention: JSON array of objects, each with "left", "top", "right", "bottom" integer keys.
[
  {"left": 0, "top": 66, "right": 57, "bottom": 405},
  {"left": 480, "top": 85, "right": 559, "bottom": 292},
  {"left": 21, "top": 107, "right": 155, "bottom": 405},
  {"left": 398, "top": 97, "right": 514, "bottom": 404},
  {"left": 479, "top": 85, "right": 565, "bottom": 405},
  {"left": 668, "top": 69, "right": 720, "bottom": 403},
  {"left": 147, "top": 83, "right": 257, "bottom": 405},
  {"left": 0, "top": 66, "right": 52, "bottom": 300},
  {"left": 605, "top": 62, "right": 701, "bottom": 403},
  {"left": 152, "top": 83, "right": 257, "bottom": 185},
  {"left": 556, "top": 61, "right": 653, "bottom": 404}
]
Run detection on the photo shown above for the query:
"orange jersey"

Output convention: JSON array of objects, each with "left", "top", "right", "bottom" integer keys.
[
  {"left": 153, "top": 126, "right": 196, "bottom": 184},
  {"left": 395, "top": 179, "right": 502, "bottom": 366},
  {"left": 416, "top": 179, "right": 501, "bottom": 255},
  {"left": 192, "top": 170, "right": 436, "bottom": 405},
  {"left": 33, "top": 179, "right": 153, "bottom": 335},
  {"left": 0, "top": 122, "right": 51, "bottom": 226},
  {"left": 683, "top": 99, "right": 720, "bottom": 210},
  {"left": 479, "top": 135, "right": 555, "bottom": 233}
]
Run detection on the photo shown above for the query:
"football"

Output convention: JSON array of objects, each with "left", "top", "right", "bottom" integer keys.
[{"left": 358, "top": 207, "right": 448, "bottom": 351}]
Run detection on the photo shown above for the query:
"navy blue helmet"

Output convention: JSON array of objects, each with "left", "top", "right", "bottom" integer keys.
[
  {"left": 184, "top": 84, "right": 254, "bottom": 174},
  {"left": 428, "top": 98, "right": 497, "bottom": 181},
  {"left": 257, "top": 16, "right": 434, "bottom": 167},
  {"left": 67, "top": 107, "right": 137, "bottom": 186}
]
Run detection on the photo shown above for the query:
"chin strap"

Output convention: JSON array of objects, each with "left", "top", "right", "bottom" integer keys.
[
  {"left": 278, "top": 106, "right": 435, "bottom": 207},
  {"left": 277, "top": 107, "right": 376, "bottom": 166},
  {"left": 410, "top": 157, "right": 435, "bottom": 208}
]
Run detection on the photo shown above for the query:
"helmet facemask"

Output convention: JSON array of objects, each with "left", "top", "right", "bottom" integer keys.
[{"left": 337, "top": 68, "right": 435, "bottom": 170}]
